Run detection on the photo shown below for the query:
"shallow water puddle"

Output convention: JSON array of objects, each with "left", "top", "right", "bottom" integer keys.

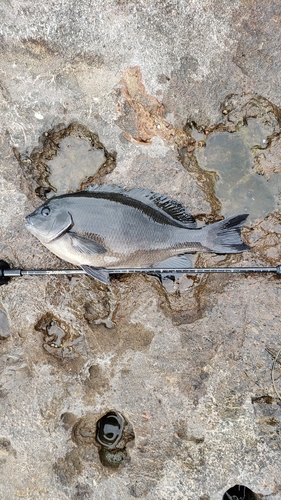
[
  {"left": 195, "top": 119, "right": 281, "bottom": 221},
  {"left": 46, "top": 136, "right": 106, "bottom": 197}
]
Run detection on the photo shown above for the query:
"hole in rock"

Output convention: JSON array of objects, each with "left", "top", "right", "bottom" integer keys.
[
  {"left": 95, "top": 411, "right": 135, "bottom": 468},
  {"left": 223, "top": 484, "right": 259, "bottom": 500}
]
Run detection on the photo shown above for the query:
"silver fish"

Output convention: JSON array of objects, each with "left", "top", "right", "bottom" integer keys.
[{"left": 25, "top": 185, "right": 249, "bottom": 284}]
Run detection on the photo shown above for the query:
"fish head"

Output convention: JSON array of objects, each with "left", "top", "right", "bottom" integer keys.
[{"left": 25, "top": 198, "right": 73, "bottom": 243}]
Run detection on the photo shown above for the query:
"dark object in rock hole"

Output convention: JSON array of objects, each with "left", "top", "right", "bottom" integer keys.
[
  {"left": 96, "top": 411, "right": 124, "bottom": 449},
  {"left": 223, "top": 484, "right": 259, "bottom": 500},
  {"left": 95, "top": 411, "right": 135, "bottom": 468}
]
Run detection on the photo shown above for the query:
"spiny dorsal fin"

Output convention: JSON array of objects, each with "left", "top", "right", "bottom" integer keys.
[
  {"left": 85, "top": 185, "right": 197, "bottom": 228},
  {"left": 132, "top": 189, "right": 196, "bottom": 228}
]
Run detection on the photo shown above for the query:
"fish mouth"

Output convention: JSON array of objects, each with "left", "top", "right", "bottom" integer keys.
[{"left": 25, "top": 215, "right": 34, "bottom": 228}]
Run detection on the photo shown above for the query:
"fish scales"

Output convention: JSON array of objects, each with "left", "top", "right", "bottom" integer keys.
[{"left": 58, "top": 196, "right": 201, "bottom": 253}]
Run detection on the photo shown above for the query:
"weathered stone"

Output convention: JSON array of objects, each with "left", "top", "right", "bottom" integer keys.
[{"left": 0, "top": 1, "right": 280, "bottom": 499}]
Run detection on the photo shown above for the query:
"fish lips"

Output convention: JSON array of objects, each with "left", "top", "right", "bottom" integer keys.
[
  {"left": 25, "top": 215, "right": 35, "bottom": 232},
  {"left": 25, "top": 215, "right": 33, "bottom": 227},
  {"left": 25, "top": 215, "right": 42, "bottom": 240}
]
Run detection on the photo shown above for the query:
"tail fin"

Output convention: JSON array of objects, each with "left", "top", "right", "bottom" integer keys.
[{"left": 203, "top": 214, "right": 249, "bottom": 254}]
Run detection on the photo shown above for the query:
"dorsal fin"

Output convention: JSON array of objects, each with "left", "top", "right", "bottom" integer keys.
[{"left": 85, "top": 185, "right": 197, "bottom": 228}]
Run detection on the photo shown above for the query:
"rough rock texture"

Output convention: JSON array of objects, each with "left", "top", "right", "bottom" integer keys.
[{"left": 0, "top": 1, "right": 281, "bottom": 499}]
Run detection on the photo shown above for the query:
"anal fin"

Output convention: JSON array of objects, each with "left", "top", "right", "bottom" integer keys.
[{"left": 81, "top": 265, "right": 110, "bottom": 285}]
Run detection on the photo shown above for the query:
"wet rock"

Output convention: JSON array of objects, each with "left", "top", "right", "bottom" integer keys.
[
  {"left": 84, "top": 299, "right": 115, "bottom": 329},
  {"left": 84, "top": 278, "right": 155, "bottom": 357},
  {"left": 178, "top": 150, "right": 221, "bottom": 221}
]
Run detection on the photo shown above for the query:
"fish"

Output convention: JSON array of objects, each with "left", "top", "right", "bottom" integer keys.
[{"left": 25, "top": 185, "right": 249, "bottom": 284}]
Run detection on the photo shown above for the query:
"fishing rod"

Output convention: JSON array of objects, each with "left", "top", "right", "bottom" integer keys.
[{"left": 0, "top": 260, "right": 280, "bottom": 284}]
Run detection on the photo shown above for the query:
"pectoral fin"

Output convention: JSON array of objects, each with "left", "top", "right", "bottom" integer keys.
[
  {"left": 81, "top": 265, "right": 110, "bottom": 285},
  {"left": 70, "top": 232, "right": 107, "bottom": 255}
]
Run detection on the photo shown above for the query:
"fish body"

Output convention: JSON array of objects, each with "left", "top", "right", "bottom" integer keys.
[{"left": 25, "top": 185, "right": 249, "bottom": 283}]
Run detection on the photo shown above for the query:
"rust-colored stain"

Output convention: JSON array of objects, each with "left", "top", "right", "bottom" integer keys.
[{"left": 117, "top": 66, "right": 194, "bottom": 149}]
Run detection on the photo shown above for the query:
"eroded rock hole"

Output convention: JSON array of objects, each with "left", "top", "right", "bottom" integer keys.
[
  {"left": 95, "top": 411, "right": 135, "bottom": 468},
  {"left": 222, "top": 484, "right": 259, "bottom": 500},
  {"left": 35, "top": 313, "right": 80, "bottom": 359},
  {"left": 96, "top": 411, "right": 124, "bottom": 448},
  {"left": 71, "top": 411, "right": 135, "bottom": 469},
  {"left": 15, "top": 121, "right": 116, "bottom": 201}
]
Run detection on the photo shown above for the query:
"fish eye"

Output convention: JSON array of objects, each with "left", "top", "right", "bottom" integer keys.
[{"left": 41, "top": 206, "right": 51, "bottom": 217}]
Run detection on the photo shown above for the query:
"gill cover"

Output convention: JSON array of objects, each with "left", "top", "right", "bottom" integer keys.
[{"left": 26, "top": 202, "right": 73, "bottom": 243}]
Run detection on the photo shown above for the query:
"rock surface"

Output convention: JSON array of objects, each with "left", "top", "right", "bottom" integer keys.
[{"left": 0, "top": 1, "right": 281, "bottom": 499}]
